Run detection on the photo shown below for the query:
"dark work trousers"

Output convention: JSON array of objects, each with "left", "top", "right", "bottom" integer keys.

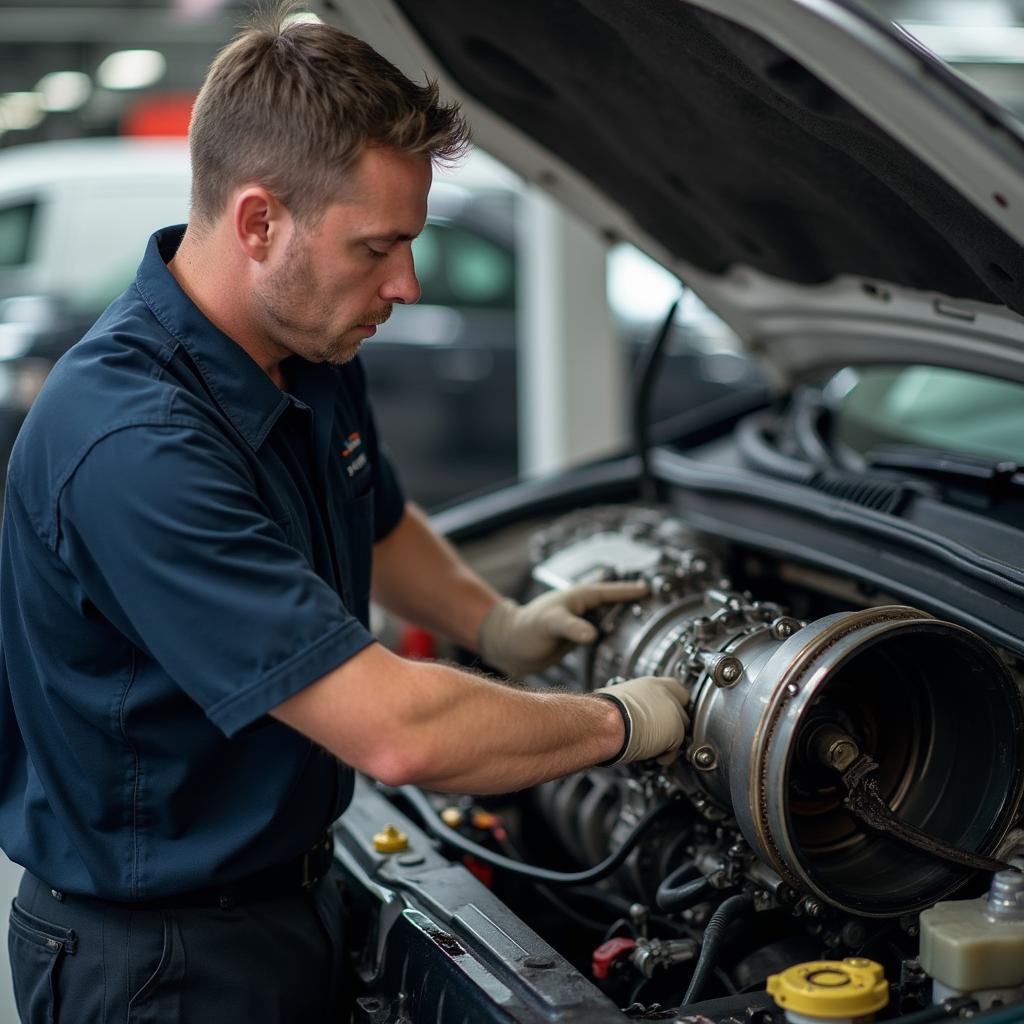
[{"left": 7, "top": 866, "right": 347, "bottom": 1023}]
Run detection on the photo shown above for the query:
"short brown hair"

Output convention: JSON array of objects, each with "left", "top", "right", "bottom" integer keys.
[{"left": 188, "top": 2, "right": 469, "bottom": 226}]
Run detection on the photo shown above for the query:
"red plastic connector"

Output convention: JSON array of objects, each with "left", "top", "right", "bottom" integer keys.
[{"left": 591, "top": 937, "right": 637, "bottom": 980}]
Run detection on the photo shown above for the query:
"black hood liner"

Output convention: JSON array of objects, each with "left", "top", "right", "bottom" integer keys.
[{"left": 398, "top": 0, "right": 1024, "bottom": 316}]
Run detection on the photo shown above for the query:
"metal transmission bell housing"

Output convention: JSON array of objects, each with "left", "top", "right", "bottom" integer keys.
[
  {"left": 706, "top": 606, "right": 1024, "bottom": 917},
  {"left": 530, "top": 508, "right": 1024, "bottom": 918}
]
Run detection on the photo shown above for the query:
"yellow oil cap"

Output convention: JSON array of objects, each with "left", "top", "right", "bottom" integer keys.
[
  {"left": 767, "top": 958, "right": 888, "bottom": 1019},
  {"left": 372, "top": 824, "right": 409, "bottom": 854}
]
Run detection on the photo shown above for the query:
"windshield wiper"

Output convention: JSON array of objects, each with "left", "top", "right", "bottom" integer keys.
[{"left": 864, "top": 444, "right": 1024, "bottom": 497}]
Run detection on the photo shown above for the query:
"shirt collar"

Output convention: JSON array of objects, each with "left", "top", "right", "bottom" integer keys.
[{"left": 135, "top": 225, "right": 297, "bottom": 450}]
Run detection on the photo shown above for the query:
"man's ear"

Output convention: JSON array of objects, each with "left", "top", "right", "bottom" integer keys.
[{"left": 233, "top": 186, "right": 289, "bottom": 262}]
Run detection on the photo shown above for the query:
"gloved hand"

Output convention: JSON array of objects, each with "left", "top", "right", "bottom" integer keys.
[
  {"left": 594, "top": 675, "right": 691, "bottom": 766},
  {"left": 478, "top": 580, "right": 648, "bottom": 677}
]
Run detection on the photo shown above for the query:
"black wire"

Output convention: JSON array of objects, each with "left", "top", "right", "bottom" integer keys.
[
  {"left": 492, "top": 834, "right": 614, "bottom": 933},
  {"left": 603, "top": 917, "right": 633, "bottom": 943},
  {"left": 628, "top": 976, "right": 649, "bottom": 1005},
  {"left": 528, "top": 882, "right": 615, "bottom": 934},
  {"left": 713, "top": 966, "right": 736, "bottom": 995},
  {"left": 633, "top": 296, "right": 681, "bottom": 502},
  {"left": 494, "top": 831, "right": 688, "bottom": 938},
  {"left": 681, "top": 893, "right": 753, "bottom": 1006},
  {"left": 400, "top": 785, "right": 676, "bottom": 886},
  {"left": 570, "top": 886, "right": 687, "bottom": 937}
]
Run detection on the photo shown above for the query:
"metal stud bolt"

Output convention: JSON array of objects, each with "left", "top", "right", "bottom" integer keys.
[
  {"left": 771, "top": 617, "right": 801, "bottom": 640},
  {"left": 702, "top": 652, "right": 743, "bottom": 687},
  {"left": 692, "top": 745, "right": 718, "bottom": 771}
]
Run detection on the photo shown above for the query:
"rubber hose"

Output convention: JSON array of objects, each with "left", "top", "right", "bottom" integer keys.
[
  {"left": 682, "top": 893, "right": 753, "bottom": 1006},
  {"left": 659, "top": 862, "right": 700, "bottom": 890},
  {"left": 657, "top": 872, "right": 713, "bottom": 913},
  {"left": 399, "top": 785, "right": 675, "bottom": 886}
]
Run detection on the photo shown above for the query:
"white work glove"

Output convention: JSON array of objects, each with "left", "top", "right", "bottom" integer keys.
[
  {"left": 478, "top": 580, "right": 648, "bottom": 677},
  {"left": 594, "top": 676, "right": 691, "bottom": 766}
]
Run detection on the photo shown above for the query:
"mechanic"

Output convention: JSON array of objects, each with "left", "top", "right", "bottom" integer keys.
[{"left": 0, "top": 7, "right": 691, "bottom": 1023}]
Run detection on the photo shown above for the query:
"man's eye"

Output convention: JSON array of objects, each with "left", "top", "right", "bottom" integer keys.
[{"left": 367, "top": 246, "right": 388, "bottom": 259}]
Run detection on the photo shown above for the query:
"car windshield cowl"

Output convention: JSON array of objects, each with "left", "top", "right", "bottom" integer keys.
[
  {"left": 736, "top": 397, "right": 1024, "bottom": 515},
  {"left": 864, "top": 444, "right": 1024, "bottom": 497}
]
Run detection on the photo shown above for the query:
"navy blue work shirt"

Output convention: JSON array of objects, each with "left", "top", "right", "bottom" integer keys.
[{"left": 0, "top": 226, "right": 406, "bottom": 900}]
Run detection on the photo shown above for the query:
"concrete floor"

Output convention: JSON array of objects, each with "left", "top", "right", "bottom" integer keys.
[{"left": 0, "top": 851, "right": 18, "bottom": 1022}]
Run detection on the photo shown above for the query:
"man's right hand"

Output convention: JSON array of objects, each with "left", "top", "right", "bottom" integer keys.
[{"left": 594, "top": 676, "right": 691, "bottom": 766}]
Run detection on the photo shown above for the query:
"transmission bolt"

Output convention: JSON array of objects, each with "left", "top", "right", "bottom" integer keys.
[{"left": 692, "top": 745, "right": 718, "bottom": 771}]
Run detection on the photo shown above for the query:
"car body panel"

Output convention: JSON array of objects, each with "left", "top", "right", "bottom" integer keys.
[
  {"left": 335, "top": 776, "right": 627, "bottom": 1023},
  {"left": 327, "top": 0, "right": 1024, "bottom": 385}
]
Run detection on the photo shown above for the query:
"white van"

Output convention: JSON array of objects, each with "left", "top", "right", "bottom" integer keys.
[{"left": 0, "top": 137, "right": 191, "bottom": 319}]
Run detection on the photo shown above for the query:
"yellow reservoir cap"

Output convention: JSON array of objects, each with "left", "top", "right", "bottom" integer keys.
[
  {"left": 767, "top": 958, "right": 889, "bottom": 1019},
  {"left": 372, "top": 824, "right": 409, "bottom": 854}
]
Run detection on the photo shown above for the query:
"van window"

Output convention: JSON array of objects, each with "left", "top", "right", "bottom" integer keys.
[
  {"left": 0, "top": 202, "right": 37, "bottom": 267},
  {"left": 413, "top": 222, "right": 515, "bottom": 310}
]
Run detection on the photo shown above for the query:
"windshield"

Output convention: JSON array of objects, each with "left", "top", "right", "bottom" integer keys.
[{"left": 828, "top": 364, "right": 1024, "bottom": 463}]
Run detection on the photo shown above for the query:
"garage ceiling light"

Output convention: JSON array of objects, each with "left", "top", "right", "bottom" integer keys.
[
  {"left": 901, "top": 21, "right": 1024, "bottom": 63},
  {"left": 0, "top": 92, "right": 44, "bottom": 132},
  {"left": 97, "top": 50, "right": 167, "bottom": 91},
  {"left": 35, "top": 71, "right": 92, "bottom": 113}
]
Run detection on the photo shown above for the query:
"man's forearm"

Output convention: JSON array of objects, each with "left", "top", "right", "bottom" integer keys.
[
  {"left": 372, "top": 503, "right": 499, "bottom": 650},
  {"left": 272, "top": 644, "right": 625, "bottom": 794},
  {"left": 390, "top": 660, "right": 625, "bottom": 792}
]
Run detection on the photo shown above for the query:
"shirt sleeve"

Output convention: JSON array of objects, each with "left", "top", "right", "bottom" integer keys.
[{"left": 56, "top": 422, "right": 376, "bottom": 737}]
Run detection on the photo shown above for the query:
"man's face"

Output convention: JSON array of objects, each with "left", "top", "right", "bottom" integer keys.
[{"left": 254, "top": 145, "right": 432, "bottom": 366}]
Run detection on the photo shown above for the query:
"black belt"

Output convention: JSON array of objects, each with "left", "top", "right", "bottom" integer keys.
[{"left": 49, "top": 832, "right": 335, "bottom": 912}]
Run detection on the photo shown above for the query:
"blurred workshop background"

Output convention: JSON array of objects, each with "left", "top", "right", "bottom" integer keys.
[{"left": 1, "top": 0, "right": 1024, "bottom": 1017}]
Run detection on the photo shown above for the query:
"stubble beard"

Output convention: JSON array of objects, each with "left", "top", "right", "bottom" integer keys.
[
  {"left": 315, "top": 302, "right": 393, "bottom": 365},
  {"left": 256, "top": 242, "right": 392, "bottom": 366}
]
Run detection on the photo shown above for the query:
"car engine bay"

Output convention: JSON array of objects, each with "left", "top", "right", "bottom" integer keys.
[{"left": 337, "top": 501, "right": 1024, "bottom": 1023}]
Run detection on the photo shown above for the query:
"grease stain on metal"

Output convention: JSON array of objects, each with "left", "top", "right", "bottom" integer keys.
[{"left": 427, "top": 926, "right": 468, "bottom": 958}]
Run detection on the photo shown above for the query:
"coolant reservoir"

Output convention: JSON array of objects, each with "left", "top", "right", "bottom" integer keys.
[
  {"left": 766, "top": 958, "right": 888, "bottom": 1024},
  {"left": 919, "top": 868, "right": 1024, "bottom": 1010}
]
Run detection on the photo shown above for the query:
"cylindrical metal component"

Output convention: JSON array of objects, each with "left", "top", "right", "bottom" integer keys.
[{"left": 716, "top": 609, "right": 1024, "bottom": 917}]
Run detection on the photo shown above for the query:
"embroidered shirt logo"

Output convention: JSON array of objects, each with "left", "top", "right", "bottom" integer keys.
[{"left": 340, "top": 432, "right": 368, "bottom": 477}]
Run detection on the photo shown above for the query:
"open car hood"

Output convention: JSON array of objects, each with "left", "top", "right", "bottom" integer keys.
[{"left": 321, "top": 0, "right": 1024, "bottom": 386}]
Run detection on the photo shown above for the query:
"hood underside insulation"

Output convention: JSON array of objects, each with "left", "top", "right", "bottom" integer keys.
[{"left": 397, "top": 0, "right": 1024, "bottom": 316}]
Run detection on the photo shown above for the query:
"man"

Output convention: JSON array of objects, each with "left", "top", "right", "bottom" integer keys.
[{"left": 0, "top": 6, "right": 690, "bottom": 1021}]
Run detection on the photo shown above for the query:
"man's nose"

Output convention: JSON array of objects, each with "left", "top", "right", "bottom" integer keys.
[{"left": 380, "top": 249, "right": 421, "bottom": 305}]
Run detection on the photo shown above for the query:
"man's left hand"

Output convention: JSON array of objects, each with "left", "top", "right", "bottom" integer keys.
[{"left": 478, "top": 580, "right": 649, "bottom": 677}]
